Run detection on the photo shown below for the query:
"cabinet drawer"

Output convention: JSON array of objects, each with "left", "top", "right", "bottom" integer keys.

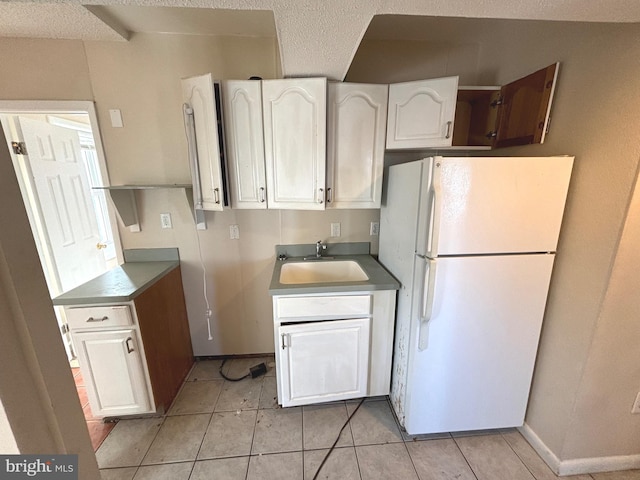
[
  {"left": 66, "top": 305, "right": 133, "bottom": 330},
  {"left": 275, "top": 295, "right": 371, "bottom": 319}
]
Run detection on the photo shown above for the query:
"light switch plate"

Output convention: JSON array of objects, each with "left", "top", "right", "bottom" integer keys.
[
  {"left": 370, "top": 222, "right": 380, "bottom": 236},
  {"left": 230, "top": 225, "right": 240, "bottom": 239},
  {"left": 330, "top": 222, "right": 341, "bottom": 237},
  {"left": 109, "top": 109, "right": 124, "bottom": 128}
]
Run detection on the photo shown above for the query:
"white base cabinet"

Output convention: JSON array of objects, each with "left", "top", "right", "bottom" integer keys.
[
  {"left": 73, "top": 328, "right": 151, "bottom": 417},
  {"left": 272, "top": 290, "right": 396, "bottom": 407},
  {"left": 279, "top": 318, "right": 370, "bottom": 407}
]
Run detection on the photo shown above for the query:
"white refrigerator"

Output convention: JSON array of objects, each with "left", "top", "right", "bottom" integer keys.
[{"left": 379, "top": 156, "right": 573, "bottom": 435}]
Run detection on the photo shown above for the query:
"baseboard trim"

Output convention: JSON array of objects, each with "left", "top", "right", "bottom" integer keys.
[{"left": 519, "top": 423, "right": 640, "bottom": 476}]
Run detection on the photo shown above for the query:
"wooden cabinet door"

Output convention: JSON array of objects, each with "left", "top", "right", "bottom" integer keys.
[
  {"left": 262, "top": 78, "right": 327, "bottom": 210},
  {"left": 73, "top": 329, "right": 152, "bottom": 417},
  {"left": 182, "top": 73, "right": 226, "bottom": 211},
  {"left": 493, "top": 63, "right": 559, "bottom": 148},
  {"left": 327, "top": 83, "right": 388, "bottom": 209},
  {"left": 278, "top": 318, "right": 370, "bottom": 407},
  {"left": 387, "top": 76, "right": 458, "bottom": 149},
  {"left": 223, "top": 80, "right": 267, "bottom": 209}
]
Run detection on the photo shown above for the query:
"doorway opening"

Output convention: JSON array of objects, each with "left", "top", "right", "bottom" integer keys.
[{"left": 0, "top": 100, "right": 122, "bottom": 449}]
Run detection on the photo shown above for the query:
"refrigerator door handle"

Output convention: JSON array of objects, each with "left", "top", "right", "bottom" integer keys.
[
  {"left": 425, "top": 162, "right": 442, "bottom": 257},
  {"left": 417, "top": 256, "right": 437, "bottom": 351}
]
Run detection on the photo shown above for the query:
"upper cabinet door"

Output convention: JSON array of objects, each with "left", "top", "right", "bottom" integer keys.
[
  {"left": 327, "top": 83, "right": 388, "bottom": 209},
  {"left": 181, "top": 73, "right": 226, "bottom": 211},
  {"left": 386, "top": 76, "right": 459, "bottom": 149},
  {"left": 223, "top": 80, "right": 267, "bottom": 209},
  {"left": 262, "top": 78, "right": 327, "bottom": 210},
  {"left": 493, "top": 63, "right": 559, "bottom": 149}
]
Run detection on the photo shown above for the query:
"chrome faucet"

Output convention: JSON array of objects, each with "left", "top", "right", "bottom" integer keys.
[{"left": 316, "top": 240, "right": 327, "bottom": 258}]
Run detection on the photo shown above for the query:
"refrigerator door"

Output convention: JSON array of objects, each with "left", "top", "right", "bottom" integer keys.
[
  {"left": 403, "top": 253, "right": 555, "bottom": 435},
  {"left": 418, "top": 156, "right": 573, "bottom": 257}
]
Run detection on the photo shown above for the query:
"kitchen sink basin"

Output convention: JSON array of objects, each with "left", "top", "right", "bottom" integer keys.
[{"left": 279, "top": 260, "right": 369, "bottom": 284}]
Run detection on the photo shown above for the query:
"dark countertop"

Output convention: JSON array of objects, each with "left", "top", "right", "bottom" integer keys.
[{"left": 269, "top": 254, "right": 400, "bottom": 295}]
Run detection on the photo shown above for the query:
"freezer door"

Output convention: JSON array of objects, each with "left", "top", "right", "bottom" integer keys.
[
  {"left": 403, "top": 254, "right": 555, "bottom": 435},
  {"left": 419, "top": 156, "right": 573, "bottom": 256}
]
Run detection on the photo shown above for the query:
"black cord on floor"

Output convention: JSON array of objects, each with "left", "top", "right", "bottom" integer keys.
[
  {"left": 218, "top": 358, "right": 250, "bottom": 382},
  {"left": 312, "top": 397, "right": 365, "bottom": 480}
]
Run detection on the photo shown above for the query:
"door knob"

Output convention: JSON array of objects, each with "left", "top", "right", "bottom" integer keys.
[{"left": 96, "top": 242, "right": 107, "bottom": 250}]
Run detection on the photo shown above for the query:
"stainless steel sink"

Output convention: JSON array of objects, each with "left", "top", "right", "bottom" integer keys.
[{"left": 279, "top": 260, "right": 369, "bottom": 284}]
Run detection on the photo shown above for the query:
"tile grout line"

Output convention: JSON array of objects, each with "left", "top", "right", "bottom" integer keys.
[
  {"left": 500, "top": 430, "right": 540, "bottom": 480},
  {"left": 245, "top": 375, "right": 263, "bottom": 480},
  {"left": 451, "top": 435, "right": 481, "bottom": 480}
]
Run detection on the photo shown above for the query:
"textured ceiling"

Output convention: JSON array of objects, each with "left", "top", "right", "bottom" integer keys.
[{"left": 2, "top": 0, "right": 640, "bottom": 80}]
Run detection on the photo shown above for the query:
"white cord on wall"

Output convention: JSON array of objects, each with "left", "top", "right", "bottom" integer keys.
[
  {"left": 194, "top": 224, "right": 213, "bottom": 341},
  {"left": 184, "top": 102, "right": 213, "bottom": 341}
]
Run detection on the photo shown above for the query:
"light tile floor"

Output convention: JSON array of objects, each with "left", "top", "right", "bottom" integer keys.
[{"left": 97, "top": 357, "right": 640, "bottom": 480}]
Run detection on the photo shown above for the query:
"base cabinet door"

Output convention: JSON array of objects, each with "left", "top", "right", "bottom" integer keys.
[
  {"left": 278, "top": 318, "right": 370, "bottom": 407},
  {"left": 73, "top": 329, "right": 152, "bottom": 417}
]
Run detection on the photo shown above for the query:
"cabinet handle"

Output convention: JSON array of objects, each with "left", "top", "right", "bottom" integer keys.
[
  {"left": 214, "top": 188, "right": 221, "bottom": 204},
  {"left": 86, "top": 316, "right": 108, "bottom": 322},
  {"left": 445, "top": 121, "right": 452, "bottom": 139},
  {"left": 259, "top": 187, "right": 266, "bottom": 203},
  {"left": 281, "top": 333, "right": 287, "bottom": 350},
  {"left": 327, "top": 188, "right": 332, "bottom": 204},
  {"left": 125, "top": 337, "right": 135, "bottom": 354},
  {"left": 318, "top": 188, "right": 324, "bottom": 204}
]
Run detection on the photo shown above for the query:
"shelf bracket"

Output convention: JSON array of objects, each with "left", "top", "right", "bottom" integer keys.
[{"left": 107, "top": 189, "right": 141, "bottom": 232}]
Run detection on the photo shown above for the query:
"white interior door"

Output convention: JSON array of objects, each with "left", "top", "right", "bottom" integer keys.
[{"left": 18, "top": 117, "right": 108, "bottom": 293}]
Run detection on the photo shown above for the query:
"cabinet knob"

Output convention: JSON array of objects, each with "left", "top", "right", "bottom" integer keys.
[
  {"left": 125, "top": 337, "right": 135, "bottom": 354},
  {"left": 86, "top": 316, "right": 108, "bottom": 322},
  {"left": 327, "top": 188, "right": 332, "bottom": 204},
  {"left": 318, "top": 188, "right": 324, "bottom": 204},
  {"left": 214, "top": 188, "right": 221, "bottom": 204},
  {"left": 445, "top": 121, "right": 452, "bottom": 139},
  {"left": 259, "top": 187, "right": 266, "bottom": 203}
]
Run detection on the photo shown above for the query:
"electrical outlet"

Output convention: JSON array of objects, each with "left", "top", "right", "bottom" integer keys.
[
  {"left": 370, "top": 222, "right": 380, "bottom": 236},
  {"left": 160, "top": 213, "right": 172, "bottom": 229},
  {"left": 330, "top": 222, "right": 341, "bottom": 237},
  {"left": 632, "top": 392, "right": 640, "bottom": 414},
  {"left": 229, "top": 225, "right": 240, "bottom": 239}
]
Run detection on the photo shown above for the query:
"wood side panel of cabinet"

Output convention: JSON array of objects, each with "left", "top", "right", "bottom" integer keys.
[{"left": 133, "top": 266, "right": 193, "bottom": 412}]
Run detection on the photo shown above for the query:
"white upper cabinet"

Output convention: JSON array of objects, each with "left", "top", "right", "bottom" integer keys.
[
  {"left": 181, "top": 73, "right": 227, "bottom": 211},
  {"left": 262, "top": 78, "right": 327, "bottom": 210},
  {"left": 386, "top": 76, "right": 459, "bottom": 149},
  {"left": 327, "top": 83, "right": 388, "bottom": 209},
  {"left": 222, "top": 80, "right": 267, "bottom": 209}
]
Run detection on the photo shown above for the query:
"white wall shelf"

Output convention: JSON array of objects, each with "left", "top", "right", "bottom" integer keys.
[{"left": 95, "top": 184, "right": 204, "bottom": 232}]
